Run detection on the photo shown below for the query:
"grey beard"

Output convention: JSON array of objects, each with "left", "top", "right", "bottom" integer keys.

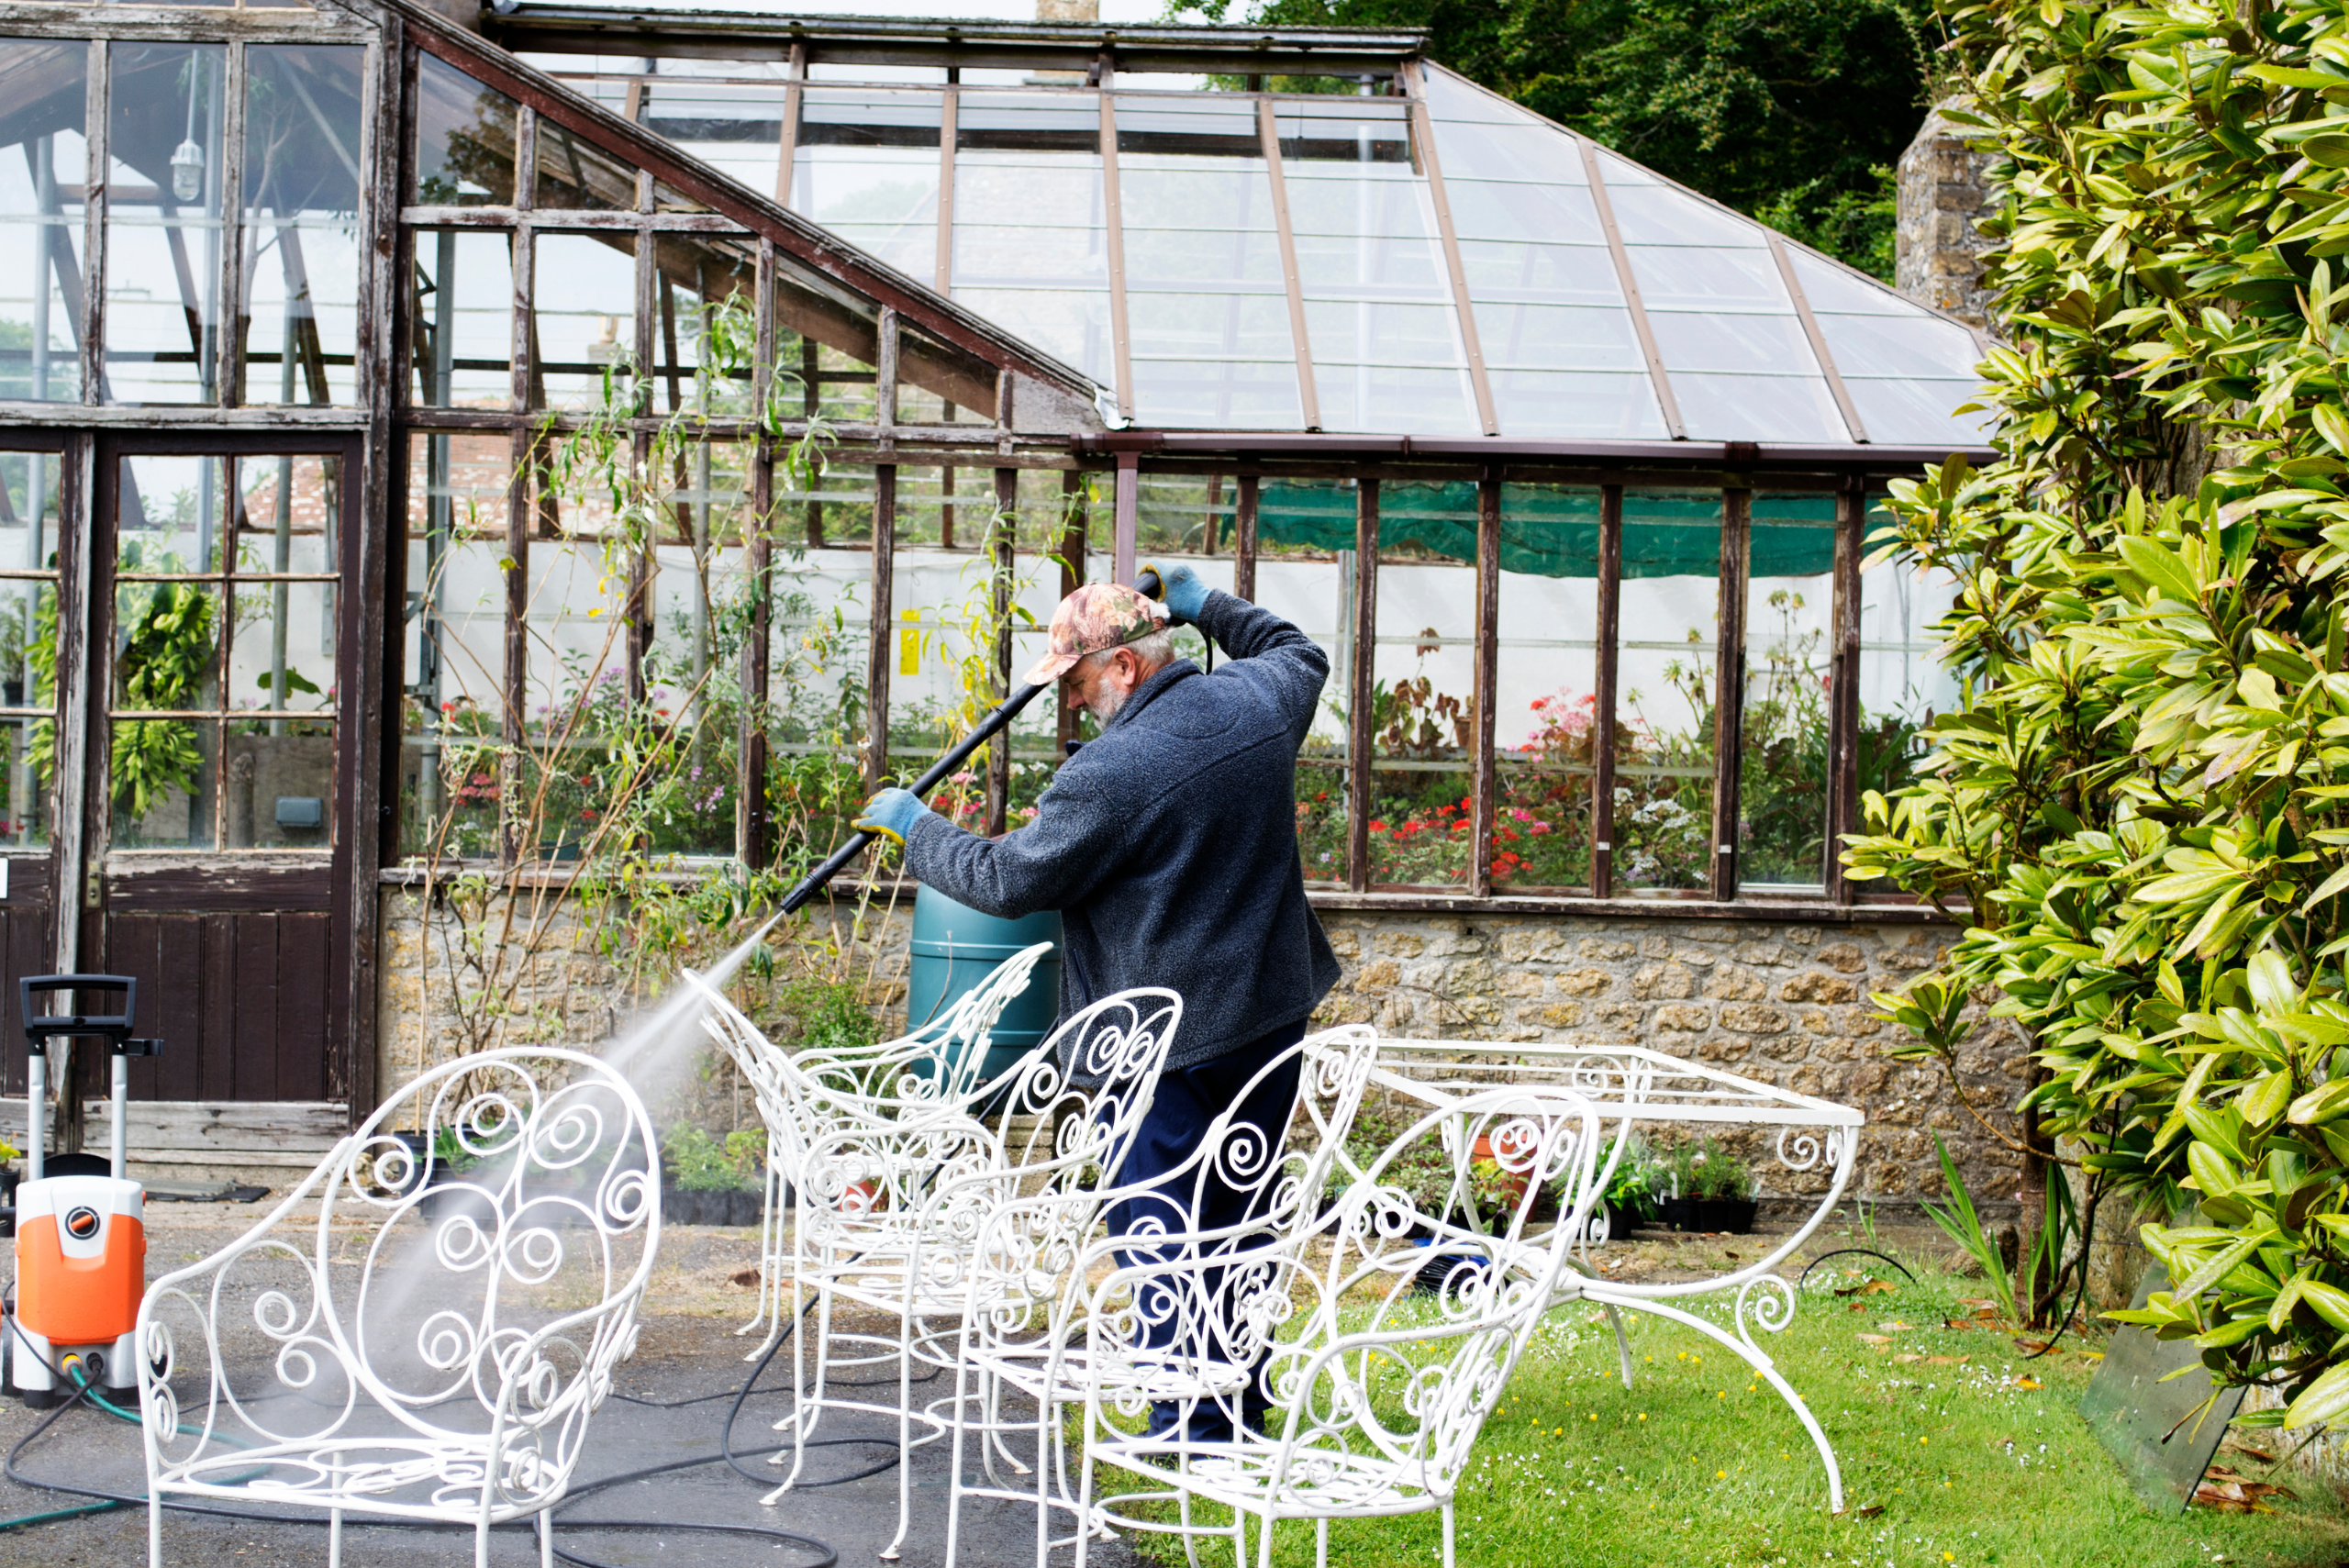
[{"left": 1083, "top": 684, "right": 1129, "bottom": 726}]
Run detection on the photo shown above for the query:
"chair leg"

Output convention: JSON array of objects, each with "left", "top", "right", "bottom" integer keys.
[
  {"left": 945, "top": 1351, "right": 971, "bottom": 1568},
  {"left": 881, "top": 1333, "right": 911, "bottom": 1561},
  {"left": 147, "top": 1493, "right": 161, "bottom": 1568},
  {"left": 1604, "top": 1302, "right": 1634, "bottom": 1389},
  {"left": 1442, "top": 1504, "right": 1456, "bottom": 1568},
  {"left": 329, "top": 1507, "right": 342, "bottom": 1568},
  {"left": 539, "top": 1509, "right": 554, "bottom": 1568},
  {"left": 1316, "top": 1518, "right": 1329, "bottom": 1568}
]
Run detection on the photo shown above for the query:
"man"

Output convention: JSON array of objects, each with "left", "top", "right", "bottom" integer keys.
[{"left": 851, "top": 562, "right": 1339, "bottom": 1440}]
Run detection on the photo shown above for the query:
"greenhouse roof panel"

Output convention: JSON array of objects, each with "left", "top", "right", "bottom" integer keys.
[{"left": 497, "top": 10, "right": 1994, "bottom": 451}]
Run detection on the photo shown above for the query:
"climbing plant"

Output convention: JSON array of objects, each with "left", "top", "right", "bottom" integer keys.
[{"left": 1845, "top": 0, "right": 2349, "bottom": 1423}]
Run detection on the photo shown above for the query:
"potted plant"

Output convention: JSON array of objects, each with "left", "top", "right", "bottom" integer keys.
[
  {"left": 1592, "top": 1136, "right": 1663, "bottom": 1237},
  {"left": 662, "top": 1125, "right": 766, "bottom": 1226},
  {"left": 1689, "top": 1140, "right": 1757, "bottom": 1234}
]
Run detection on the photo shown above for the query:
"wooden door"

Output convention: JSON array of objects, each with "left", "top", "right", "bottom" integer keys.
[{"left": 82, "top": 433, "right": 364, "bottom": 1114}]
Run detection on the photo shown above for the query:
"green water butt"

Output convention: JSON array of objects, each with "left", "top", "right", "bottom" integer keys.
[{"left": 907, "top": 884, "right": 1062, "bottom": 1091}]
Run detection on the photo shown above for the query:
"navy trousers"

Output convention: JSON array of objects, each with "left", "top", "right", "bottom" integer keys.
[{"left": 1103, "top": 1019, "right": 1307, "bottom": 1443}]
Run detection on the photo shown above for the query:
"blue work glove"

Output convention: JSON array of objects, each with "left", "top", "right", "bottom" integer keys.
[
  {"left": 1141, "top": 561, "right": 1212, "bottom": 626},
  {"left": 852, "top": 787, "right": 930, "bottom": 846}
]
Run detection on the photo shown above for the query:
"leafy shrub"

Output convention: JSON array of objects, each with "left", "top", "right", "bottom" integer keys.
[{"left": 663, "top": 1123, "right": 763, "bottom": 1192}]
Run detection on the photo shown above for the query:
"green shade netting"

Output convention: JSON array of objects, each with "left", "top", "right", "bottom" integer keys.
[{"left": 1256, "top": 481, "right": 1837, "bottom": 579}]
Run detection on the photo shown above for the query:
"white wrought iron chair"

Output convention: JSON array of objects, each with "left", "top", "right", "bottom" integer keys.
[
  {"left": 136, "top": 1047, "right": 661, "bottom": 1568},
  {"left": 941, "top": 1025, "right": 1383, "bottom": 1568},
  {"left": 774, "top": 986, "right": 1182, "bottom": 1560},
  {"left": 1071, "top": 1085, "right": 1603, "bottom": 1568},
  {"left": 686, "top": 943, "right": 1052, "bottom": 1352}
]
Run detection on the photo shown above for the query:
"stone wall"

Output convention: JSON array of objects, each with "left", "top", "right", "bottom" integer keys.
[
  {"left": 1306, "top": 910, "right": 2026, "bottom": 1206},
  {"left": 1896, "top": 103, "right": 2000, "bottom": 333},
  {"left": 375, "top": 888, "right": 2022, "bottom": 1207}
]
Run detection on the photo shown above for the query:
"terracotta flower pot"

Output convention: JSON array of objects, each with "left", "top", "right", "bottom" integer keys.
[{"left": 1470, "top": 1133, "right": 1531, "bottom": 1211}]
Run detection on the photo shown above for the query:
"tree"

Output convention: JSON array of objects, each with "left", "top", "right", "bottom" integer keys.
[
  {"left": 1846, "top": 0, "right": 2349, "bottom": 1427},
  {"left": 1174, "top": 0, "right": 1937, "bottom": 277}
]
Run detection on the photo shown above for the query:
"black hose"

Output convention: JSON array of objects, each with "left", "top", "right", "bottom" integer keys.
[
  {"left": 0, "top": 1293, "right": 909, "bottom": 1565},
  {"left": 1794, "top": 1248, "right": 1918, "bottom": 1288}
]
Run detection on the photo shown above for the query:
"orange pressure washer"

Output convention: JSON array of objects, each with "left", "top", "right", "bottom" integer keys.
[{"left": 6, "top": 976, "right": 161, "bottom": 1407}]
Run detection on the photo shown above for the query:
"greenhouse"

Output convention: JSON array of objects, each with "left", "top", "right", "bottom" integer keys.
[{"left": 0, "top": 0, "right": 1989, "bottom": 1129}]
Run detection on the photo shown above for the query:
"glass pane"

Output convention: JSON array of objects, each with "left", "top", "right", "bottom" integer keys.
[
  {"left": 409, "top": 228, "right": 513, "bottom": 407},
  {"left": 111, "top": 717, "right": 219, "bottom": 849},
  {"left": 642, "top": 83, "right": 788, "bottom": 190},
  {"left": 1649, "top": 311, "right": 1813, "bottom": 376},
  {"left": 1809, "top": 306, "right": 1980, "bottom": 381},
  {"left": 533, "top": 230, "right": 637, "bottom": 409},
  {"left": 1672, "top": 373, "right": 1849, "bottom": 445},
  {"left": 1740, "top": 496, "right": 1835, "bottom": 889},
  {"left": 1615, "top": 489, "right": 1719, "bottom": 893},
  {"left": 415, "top": 54, "right": 518, "bottom": 206},
  {"left": 118, "top": 453, "right": 225, "bottom": 575},
  {"left": 1255, "top": 482, "right": 1352, "bottom": 885},
  {"left": 1842, "top": 375, "right": 1992, "bottom": 448},
  {"left": 240, "top": 46, "right": 364, "bottom": 406},
  {"left": 1489, "top": 370, "right": 1664, "bottom": 441},
  {"left": 765, "top": 530, "right": 869, "bottom": 871},
  {"left": 1477, "top": 303, "right": 1642, "bottom": 372},
  {"left": 533, "top": 117, "right": 636, "bottom": 212},
  {"left": 0, "top": 714, "right": 51, "bottom": 850},
  {"left": 1369, "top": 484, "right": 1475, "bottom": 888},
  {"left": 105, "top": 44, "right": 228, "bottom": 406},
  {"left": 649, "top": 234, "right": 758, "bottom": 416},
  {"left": 952, "top": 93, "right": 1111, "bottom": 387},
  {"left": 640, "top": 443, "right": 750, "bottom": 856},
  {"left": 1494, "top": 484, "right": 1598, "bottom": 892},
  {"left": 231, "top": 454, "right": 340, "bottom": 717},
  {"left": 1624, "top": 245, "right": 1781, "bottom": 310},
  {"left": 794, "top": 87, "right": 940, "bottom": 279},
  {"left": 1279, "top": 122, "right": 1474, "bottom": 435},
  {"left": 0, "top": 464, "right": 60, "bottom": 849},
  {"left": 1117, "top": 96, "right": 1298, "bottom": 428},
  {"left": 1854, "top": 518, "right": 1959, "bottom": 891},
  {"left": 1456, "top": 239, "right": 1620, "bottom": 303},
  {"left": 402, "top": 431, "right": 511, "bottom": 859},
  {"left": 0, "top": 39, "right": 89, "bottom": 404},
  {"left": 224, "top": 714, "right": 334, "bottom": 847}
]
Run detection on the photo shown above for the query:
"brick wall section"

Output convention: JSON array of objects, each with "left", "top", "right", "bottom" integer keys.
[
  {"left": 375, "top": 891, "right": 2024, "bottom": 1204},
  {"left": 1306, "top": 912, "right": 2028, "bottom": 1204},
  {"left": 1896, "top": 103, "right": 2001, "bottom": 334}
]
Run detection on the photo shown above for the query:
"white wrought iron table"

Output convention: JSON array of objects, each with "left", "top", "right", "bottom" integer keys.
[{"left": 1331, "top": 1037, "right": 1865, "bottom": 1511}]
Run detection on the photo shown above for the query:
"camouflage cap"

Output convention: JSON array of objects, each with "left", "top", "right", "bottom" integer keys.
[{"left": 1022, "top": 582, "right": 1169, "bottom": 685}]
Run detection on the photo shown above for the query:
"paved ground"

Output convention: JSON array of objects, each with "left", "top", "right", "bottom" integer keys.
[
  {"left": 0, "top": 1204, "right": 1149, "bottom": 1568},
  {"left": 0, "top": 1195, "right": 1956, "bottom": 1568}
]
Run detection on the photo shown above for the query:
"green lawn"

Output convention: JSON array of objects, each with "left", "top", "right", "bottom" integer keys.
[{"left": 1110, "top": 1265, "right": 2349, "bottom": 1568}]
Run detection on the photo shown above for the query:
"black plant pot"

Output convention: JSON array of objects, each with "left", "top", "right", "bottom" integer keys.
[
  {"left": 1601, "top": 1198, "right": 1651, "bottom": 1238},
  {"left": 662, "top": 1185, "right": 762, "bottom": 1227},
  {"left": 1659, "top": 1195, "right": 1698, "bottom": 1232},
  {"left": 0, "top": 1165, "right": 17, "bottom": 1239},
  {"left": 418, "top": 1178, "right": 498, "bottom": 1227},
  {"left": 1695, "top": 1197, "right": 1757, "bottom": 1235}
]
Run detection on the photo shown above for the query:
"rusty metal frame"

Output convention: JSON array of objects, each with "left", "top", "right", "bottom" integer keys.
[
  {"left": 1098, "top": 88, "right": 1134, "bottom": 423},
  {"left": 1769, "top": 233, "right": 1868, "bottom": 447},
  {"left": 1578, "top": 139, "right": 1684, "bottom": 442},
  {"left": 1826, "top": 477, "right": 1865, "bottom": 902},
  {"left": 1709, "top": 486, "right": 1751, "bottom": 900},
  {"left": 1400, "top": 61, "right": 1497, "bottom": 439},
  {"left": 1469, "top": 469, "right": 1498, "bottom": 894},
  {"left": 1346, "top": 478, "right": 1376, "bottom": 893},
  {"left": 1255, "top": 98, "right": 1319, "bottom": 434},
  {"left": 935, "top": 83, "right": 957, "bottom": 295},
  {"left": 774, "top": 39, "right": 803, "bottom": 208},
  {"left": 1591, "top": 482, "right": 1620, "bottom": 900}
]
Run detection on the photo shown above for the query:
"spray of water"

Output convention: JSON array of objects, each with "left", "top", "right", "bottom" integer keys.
[{"left": 328, "top": 913, "right": 788, "bottom": 1413}]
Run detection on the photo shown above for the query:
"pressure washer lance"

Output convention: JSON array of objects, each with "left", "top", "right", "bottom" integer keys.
[
  {"left": 7, "top": 976, "right": 161, "bottom": 1407},
  {"left": 775, "top": 566, "right": 1167, "bottom": 917}
]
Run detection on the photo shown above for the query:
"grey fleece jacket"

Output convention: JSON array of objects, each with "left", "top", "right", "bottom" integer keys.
[{"left": 899, "top": 589, "right": 1340, "bottom": 1069}]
